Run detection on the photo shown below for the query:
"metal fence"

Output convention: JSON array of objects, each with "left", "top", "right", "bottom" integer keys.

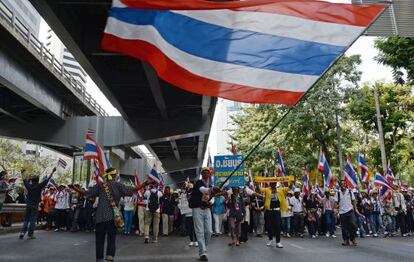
[{"left": 0, "top": 0, "right": 108, "bottom": 116}]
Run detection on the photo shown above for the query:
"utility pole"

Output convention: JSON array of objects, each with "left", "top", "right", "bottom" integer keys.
[
  {"left": 373, "top": 85, "right": 388, "bottom": 174},
  {"left": 335, "top": 111, "right": 344, "bottom": 179}
]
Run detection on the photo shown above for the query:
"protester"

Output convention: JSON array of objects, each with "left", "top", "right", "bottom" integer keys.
[
  {"left": 54, "top": 185, "right": 70, "bottom": 232},
  {"left": 189, "top": 167, "right": 215, "bottom": 261},
  {"left": 212, "top": 193, "right": 226, "bottom": 236},
  {"left": 290, "top": 188, "right": 305, "bottom": 237},
  {"left": 178, "top": 182, "right": 197, "bottom": 247},
  {"left": 70, "top": 168, "right": 146, "bottom": 262},
  {"left": 394, "top": 189, "right": 408, "bottom": 237},
  {"left": 226, "top": 187, "right": 245, "bottom": 246},
  {"left": 336, "top": 180, "right": 358, "bottom": 246},
  {"left": 144, "top": 184, "right": 163, "bottom": 243},
  {"left": 0, "top": 170, "right": 10, "bottom": 213},
  {"left": 20, "top": 167, "right": 56, "bottom": 239},
  {"left": 281, "top": 190, "right": 293, "bottom": 238},
  {"left": 251, "top": 186, "right": 265, "bottom": 237},
  {"left": 121, "top": 194, "right": 136, "bottom": 235},
  {"left": 322, "top": 189, "right": 336, "bottom": 238},
  {"left": 304, "top": 191, "right": 319, "bottom": 238},
  {"left": 160, "top": 186, "right": 175, "bottom": 236},
  {"left": 239, "top": 193, "right": 250, "bottom": 243},
  {"left": 135, "top": 189, "right": 146, "bottom": 236},
  {"left": 370, "top": 191, "right": 384, "bottom": 237}
]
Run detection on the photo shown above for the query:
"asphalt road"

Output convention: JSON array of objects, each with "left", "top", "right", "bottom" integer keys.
[{"left": 0, "top": 230, "right": 413, "bottom": 262}]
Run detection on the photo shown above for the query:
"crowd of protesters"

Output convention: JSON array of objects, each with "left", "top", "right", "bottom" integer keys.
[{"left": 2, "top": 167, "right": 414, "bottom": 262}]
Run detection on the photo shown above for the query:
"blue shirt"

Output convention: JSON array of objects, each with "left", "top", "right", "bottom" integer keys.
[{"left": 212, "top": 196, "right": 225, "bottom": 214}]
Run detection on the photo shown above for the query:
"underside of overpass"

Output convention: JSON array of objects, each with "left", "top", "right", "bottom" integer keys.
[{"left": 29, "top": 0, "right": 216, "bottom": 183}]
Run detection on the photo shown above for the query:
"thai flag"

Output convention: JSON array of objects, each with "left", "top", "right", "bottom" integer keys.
[
  {"left": 207, "top": 151, "right": 214, "bottom": 186},
  {"left": 84, "top": 135, "right": 99, "bottom": 160},
  {"left": 91, "top": 159, "right": 104, "bottom": 184},
  {"left": 231, "top": 143, "right": 237, "bottom": 155},
  {"left": 87, "top": 128, "right": 96, "bottom": 136},
  {"left": 314, "top": 179, "right": 324, "bottom": 201},
  {"left": 102, "top": 0, "right": 384, "bottom": 105},
  {"left": 385, "top": 165, "right": 395, "bottom": 186},
  {"left": 47, "top": 179, "right": 59, "bottom": 190},
  {"left": 134, "top": 169, "right": 141, "bottom": 187},
  {"left": 57, "top": 158, "right": 67, "bottom": 169},
  {"left": 319, "top": 150, "right": 334, "bottom": 189},
  {"left": 248, "top": 168, "right": 254, "bottom": 190},
  {"left": 358, "top": 153, "right": 370, "bottom": 184},
  {"left": 379, "top": 186, "right": 393, "bottom": 204},
  {"left": 344, "top": 157, "right": 358, "bottom": 190},
  {"left": 149, "top": 168, "right": 161, "bottom": 184},
  {"left": 277, "top": 146, "right": 287, "bottom": 177},
  {"left": 374, "top": 172, "right": 394, "bottom": 191},
  {"left": 303, "top": 169, "right": 311, "bottom": 196}
]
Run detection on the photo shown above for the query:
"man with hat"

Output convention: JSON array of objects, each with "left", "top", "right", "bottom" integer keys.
[
  {"left": 70, "top": 167, "right": 148, "bottom": 262},
  {"left": 290, "top": 188, "right": 305, "bottom": 237},
  {"left": 189, "top": 167, "right": 216, "bottom": 261},
  {"left": 20, "top": 167, "right": 56, "bottom": 239}
]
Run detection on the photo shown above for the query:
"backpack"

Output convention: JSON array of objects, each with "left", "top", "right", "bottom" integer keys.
[{"left": 148, "top": 191, "right": 159, "bottom": 213}]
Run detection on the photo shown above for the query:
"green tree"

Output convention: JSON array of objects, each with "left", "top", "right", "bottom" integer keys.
[
  {"left": 375, "top": 37, "right": 414, "bottom": 85},
  {"left": 231, "top": 55, "right": 362, "bottom": 179},
  {"left": 0, "top": 138, "right": 25, "bottom": 173}
]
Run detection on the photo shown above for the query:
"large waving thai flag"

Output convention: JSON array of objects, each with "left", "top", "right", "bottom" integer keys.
[
  {"left": 374, "top": 172, "right": 394, "bottom": 191},
  {"left": 149, "top": 168, "right": 161, "bottom": 184},
  {"left": 102, "top": 0, "right": 384, "bottom": 104},
  {"left": 358, "top": 153, "right": 370, "bottom": 184},
  {"left": 84, "top": 133, "right": 111, "bottom": 177},
  {"left": 318, "top": 150, "right": 334, "bottom": 189},
  {"left": 277, "top": 146, "right": 287, "bottom": 177},
  {"left": 344, "top": 157, "right": 358, "bottom": 189}
]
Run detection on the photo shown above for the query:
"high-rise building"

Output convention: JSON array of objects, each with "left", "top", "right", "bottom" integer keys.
[
  {"left": 2, "top": 0, "right": 41, "bottom": 37},
  {"left": 44, "top": 28, "right": 87, "bottom": 84}
]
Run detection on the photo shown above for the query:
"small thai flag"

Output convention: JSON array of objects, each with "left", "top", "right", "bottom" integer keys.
[
  {"left": 57, "top": 158, "right": 67, "bottom": 169},
  {"left": 87, "top": 128, "right": 96, "bottom": 136},
  {"left": 374, "top": 172, "right": 394, "bottom": 191},
  {"left": 47, "top": 179, "right": 59, "bottom": 190},
  {"left": 277, "top": 145, "right": 287, "bottom": 177}
]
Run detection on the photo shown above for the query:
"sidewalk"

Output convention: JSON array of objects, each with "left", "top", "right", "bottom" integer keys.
[{"left": 0, "top": 223, "right": 41, "bottom": 235}]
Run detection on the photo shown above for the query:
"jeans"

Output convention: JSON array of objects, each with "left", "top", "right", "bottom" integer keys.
[
  {"left": 371, "top": 212, "right": 384, "bottom": 234},
  {"left": 193, "top": 208, "right": 212, "bottom": 257},
  {"left": 281, "top": 217, "right": 291, "bottom": 234},
  {"left": 123, "top": 210, "right": 134, "bottom": 234},
  {"left": 265, "top": 210, "right": 281, "bottom": 243},
  {"left": 21, "top": 205, "right": 39, "bottom": 237},
  {"left": 252, "top": 210, "right": 264, "bottom": 235},
  {"left": 339, "top": 210, "right": 357, "bottom": 242},
  {"left": 95, "top": 220, "right": 117, "bottom": 262},
  {"left": 185, "top": 216, "right": 196, "bottom": 242},
  {"left": 212, "top": 213, "right": 224, "bottom": 234},
  {"left": 325, "top": 210, "right": 336, "bottom": 236}
]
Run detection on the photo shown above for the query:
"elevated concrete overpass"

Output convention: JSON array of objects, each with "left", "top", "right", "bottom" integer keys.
[{"left": 0, "top": 0, "right": 216, "bottom": 183}]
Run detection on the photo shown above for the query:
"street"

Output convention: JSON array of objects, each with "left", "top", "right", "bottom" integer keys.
[{"left": 0, "top": 231, "right": 413, "bottom": 261}]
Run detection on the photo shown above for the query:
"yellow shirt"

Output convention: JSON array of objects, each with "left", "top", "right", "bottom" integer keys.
[{"left": 260, "top": 187, "right": 289, "bottom": 212}]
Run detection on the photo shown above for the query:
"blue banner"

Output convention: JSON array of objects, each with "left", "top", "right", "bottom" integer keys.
[{"left": 214, "top": 155, "right": 245, "bottom": 187}]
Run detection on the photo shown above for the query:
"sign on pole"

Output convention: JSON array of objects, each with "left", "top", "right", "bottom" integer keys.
[{"left": 214, "top": 155, "right": 245, "bottom": 187}]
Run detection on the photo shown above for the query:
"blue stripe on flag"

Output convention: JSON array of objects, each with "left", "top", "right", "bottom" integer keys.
[
  {"left": 109, "top": 8, "right": 345, "bottom": 76},
  {"left": 85, "top": 143, "right": 97, "bottom": 152}
]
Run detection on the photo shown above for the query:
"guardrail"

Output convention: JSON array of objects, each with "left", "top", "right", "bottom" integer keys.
[{"left": 0, "top": 1, "right": 108, "bottom": 116}]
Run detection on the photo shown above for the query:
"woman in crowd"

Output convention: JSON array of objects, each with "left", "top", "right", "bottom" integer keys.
[
  {"left": 304, "top": 191, "right": 319, "bottom": 239},
  {"left": 121, "top": 194, "right": 136, "bottom": 235},
  {"left": 178, "top": 182, "right": 197, "bottom": 247},
  {"left": 227, "top": 187, "right": 245, "bottom": 246},
  {"left": 212, "top": 191, "right": 226, "bottom": 236}
]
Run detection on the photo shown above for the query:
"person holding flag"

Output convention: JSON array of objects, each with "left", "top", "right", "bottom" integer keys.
[{"left": 70, "top": 168, "right": 149, "bottom": 262}]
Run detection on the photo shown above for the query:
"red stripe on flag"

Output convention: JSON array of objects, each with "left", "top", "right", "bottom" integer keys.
[
  {"left": 121, "top": 0, "right": 385, "bottom": 27},
  {"left": 102, "top": 34, "right": 304, "bottom": 105}
]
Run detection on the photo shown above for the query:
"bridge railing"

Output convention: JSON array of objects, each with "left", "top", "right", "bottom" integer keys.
[{"left": 0, "top": 1, "right": 108, "bottom": 116}]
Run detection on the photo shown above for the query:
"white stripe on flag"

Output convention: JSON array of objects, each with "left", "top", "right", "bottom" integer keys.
[
  {"left": 173, "top": 9, "right": 364, "bottom": 47},
  {"left": 105, "top": 18, "right": 318, "bottom": 92}
]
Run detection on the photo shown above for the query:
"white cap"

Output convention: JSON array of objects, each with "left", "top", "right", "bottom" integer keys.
[{"left": 294, "top": 188, "right": 301, "bottom": 193}]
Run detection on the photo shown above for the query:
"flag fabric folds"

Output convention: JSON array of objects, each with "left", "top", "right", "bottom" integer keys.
[
  {"left": 344, "top": 157, "right": 358, "bottom": 190},
  {"left": 47, "top": 179, "right": 59, "bottom": 190},
  {"left": 102, "top": 0, "right": 384, "bottom": 104},
  {"left": 149, "top": 168, "right": 161, "bottom": 184},
  {"left": 277, "top": 146, "right": 287, "bottom": 177},
  {"left": 303, "top": 169, "right": 311, "bottom": 196},
  {"left": 385, "top": 165, "right": 396, "bottom": 186},
  {"left": 358, "top": 153, "right": 370, "bottom": 184},
  {"left": 318, "top": 150, "right": 334, "bottom": 189},
  {"left": 374, "top": 172, "right": 394, "bottom": 191},
  {"left": 83, "top": 132, "right": 111, "bottom": 177}
]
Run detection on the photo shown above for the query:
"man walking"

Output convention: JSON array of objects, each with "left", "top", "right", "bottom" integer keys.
[
  {"left": 335, "top": 180, "right": 358, "bottom": 246},
  {"left": 20, "top": 167, "right": 56, "bottom": 239}
]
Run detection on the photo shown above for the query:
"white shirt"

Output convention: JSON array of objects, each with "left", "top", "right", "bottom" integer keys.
[
  {"left": 336, "top": 189, "right": 355, "bottom": 215},
  {"left": 144, "top": 189, "right": 163, "bottom": 213},
  {"left": 290, "top": 196, "right": 303, "bottom": 213},
  {"left": 122, "top": 196, "right": 136, "bottom": 211},
  {"left": 54, "top": 190, "right": 70, "bottom": 210}
]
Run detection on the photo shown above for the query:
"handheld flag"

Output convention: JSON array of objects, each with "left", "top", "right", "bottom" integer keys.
[
  {"left": 344, "top": 156, "right": 358, "bottom": 190},
  {"left": 47, "top": 179, "right": 59, "bottom": 190},
  {"left": 248, "top": 168, "right": 254, "bottom": 190},
  {"left": 149, "top": 168, "right": 161, "bottom": 184},
  {"left": 314, "top": 177, "right": 324, "bottom": 201},
  {"left": 358, "top": 153, "right": 370, "bottom": 185},
  {"left": 207, "top": 151, "right": 214, "bottom": 186},
  {"left": 83, "top": 130, "right": 111, "bottom": 177},
  {"left": 102, "top": 0, "right": 385, "bottom": 104},
  {"left": 134, "top": 169, "right": 141, "bottom": 187},
  {"left": 385, "top": 164, "right": 395, "bottom": 186},
  {"left": 319, "top": 150, "right": 334, "bottom": 189},
  {"left": 276, "top": 146, "right": 287, "bottom": 177},
  {"left": 57, "top": 158, "right": 67, "bottom": 169},
  {"left": 374, "top": 172, "right": 394, "bottom": 191},
  {"left": 379, "top": 186, "right": 393, "bottom": 204},
  {"left": 231, "top": 143, "right": 237, "bottom": 155},
  {"left": 87, "top": 128, "right": 96, "bottom": 136},
  {"left": 303, "top": 169, "right": 311, "bottom": 196}
]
